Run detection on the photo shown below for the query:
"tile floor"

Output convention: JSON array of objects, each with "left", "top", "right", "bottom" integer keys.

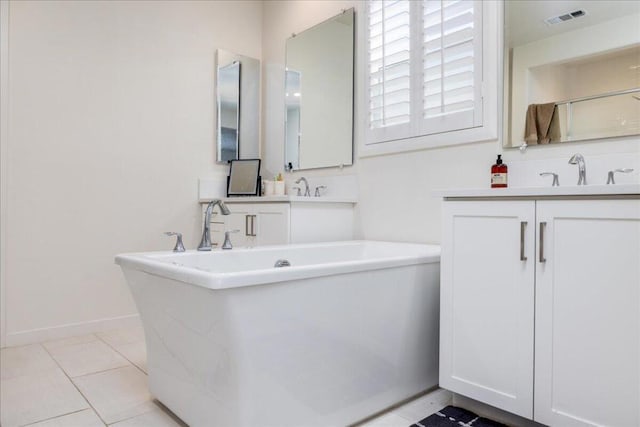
[{"left": 1, "top": 325, "right": 451, "bottom": 427}]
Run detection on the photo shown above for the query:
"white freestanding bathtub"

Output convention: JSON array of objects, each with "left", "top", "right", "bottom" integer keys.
[{"left": 116, "top": 241, "right": 441, "bottom": 427}]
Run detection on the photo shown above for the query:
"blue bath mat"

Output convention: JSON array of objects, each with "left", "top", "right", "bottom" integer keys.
[{"left": 411, "top": 406, "right": 507, "bottom": 427}]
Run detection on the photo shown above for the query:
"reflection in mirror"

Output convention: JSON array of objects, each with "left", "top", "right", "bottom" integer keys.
[
  {"left": 504, "top": 1, "right": 640, "bottom": 148},
  {"left": 227, "top": 159, "right": 261, "bottom": 196},
  {"left": 285, "top": 70, "right": 301, "bottom": 170},
  {"left": 217, "top": 61, "right": 240, "bottom": 162},
  {"left": 216, "top": 50, "right": 260, "bottom": 163},
  {"left": 285, "top": 8, "right": 354, "bottom": 171}
]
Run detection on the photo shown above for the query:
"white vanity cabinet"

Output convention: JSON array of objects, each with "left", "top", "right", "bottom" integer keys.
[
  {"left": 201, "top": 197, "right": 355, "bottom": 248},
  {"left": 440, "top": 194, "right": 640, "bottom": 426},
  {"left": 223, "top": 203, "right": 290, "bottom": 247}
]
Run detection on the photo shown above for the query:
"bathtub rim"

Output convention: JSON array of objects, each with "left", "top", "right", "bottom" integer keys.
[{"left": 115, "top": 240, "right": 441, "bottom": 291}]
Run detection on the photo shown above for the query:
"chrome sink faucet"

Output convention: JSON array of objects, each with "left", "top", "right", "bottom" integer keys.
[
  {"left": 295, "top": 177, "right": 311, "bottom": 197},
  {"left": 568, "top": 153, "right": 587, "bottom": 185},
  {"left": 198, "top": 199, "right": 231, "bottom": 251}
]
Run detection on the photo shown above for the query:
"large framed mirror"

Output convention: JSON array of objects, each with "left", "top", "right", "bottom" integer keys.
[
  {"left": 284, "top": 8, "right": 354, "bottom": 171},
  {"left": 504, "top": 1, "right": 640, "bottom": 148},
  {"left": 216, "top": 49, "right": 260, "bottom": 163}
]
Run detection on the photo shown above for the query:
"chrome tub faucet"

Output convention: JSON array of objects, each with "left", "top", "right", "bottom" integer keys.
[
  {"left": 568, "top": 153, "right": 587, "bottom": 185},
  {"left": 198, "top": 199, "right": 231, "bottom": 251}
]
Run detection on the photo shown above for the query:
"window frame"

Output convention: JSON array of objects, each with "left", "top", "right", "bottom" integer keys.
[{"left": 358, "top": 0, "right": 500, "bottom": 158}]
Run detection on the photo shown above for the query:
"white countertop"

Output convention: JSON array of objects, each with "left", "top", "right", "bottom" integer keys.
[
  {"left": 199, "top": 195, "right": 358, "bottom": 204},
  {"left": 434, "top": 184, "right": 640, "bottom": 199}
]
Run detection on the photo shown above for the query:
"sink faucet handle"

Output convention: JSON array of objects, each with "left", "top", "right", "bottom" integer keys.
[
  {"left": 164, "top": 232, "right": 186, "bottom": 252},
  {"left": 539, "top": 172, "right": 559, "bottom": 187},
  {"left": 314, "top": 185, "right": 327, "bottom": 197},
  {"left": 606, "top": 168, "right": 634, "bottom": 185},
  {"left": 292, "top": 186, "right": 302, "bottom": 196},
  {"left": 222, "top": 230, "right": 240, "bottom": 250}
]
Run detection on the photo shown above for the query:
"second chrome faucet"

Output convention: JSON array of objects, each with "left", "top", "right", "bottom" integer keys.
[{"left": 294, "top": 177, "right": 311, "bottom": 197}]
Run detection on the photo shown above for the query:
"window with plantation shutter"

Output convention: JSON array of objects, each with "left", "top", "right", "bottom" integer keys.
[
  {"left": 362, "top": 0, "right": 497, "bottom": 155},
  {"left": 368, "top": 0, "right": 411, "bottom": 131}
]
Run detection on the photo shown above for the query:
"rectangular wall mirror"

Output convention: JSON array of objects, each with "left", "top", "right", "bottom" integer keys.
[
  {"left": 504, "top": 1, "right": 640, "bottom": 148},
  {"left": 285, "top": 8, "right": 354, "bottom": 171},
  {"left": 216, "top": 49, "right": 260, "bottom": 163}
]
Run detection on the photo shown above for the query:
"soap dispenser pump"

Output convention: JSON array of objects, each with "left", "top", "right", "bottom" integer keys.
[{"left": 491, "top": 154, "right": 508, "bottom": 188}]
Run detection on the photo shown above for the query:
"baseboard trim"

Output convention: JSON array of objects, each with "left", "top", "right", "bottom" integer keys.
[{"left": 3, "top": 313, "right": 141, "bottom": 348}]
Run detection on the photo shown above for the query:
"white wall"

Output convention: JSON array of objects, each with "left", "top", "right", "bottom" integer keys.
[{"left": 1, "top": 0, "right": 262, "bottom": 346}]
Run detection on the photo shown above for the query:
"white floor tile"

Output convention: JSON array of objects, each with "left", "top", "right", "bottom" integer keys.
[
  {"left": 361, "top": 412, "right": 412, "bottom": 427},
  {"left": 109, "top": 407, "right": 184, "bottom": 427},
  {"left": 42, "top": 334, "right": 97, "bottom": 351},
  {"left": 0, "top": 368, "right": 89, "bottom": 427},
  {"left": 97, "top": 325, "right": 145, "bottom": 348},
  {"left": 1, "top": 344, "right": 58, "bottom": 380},
  {"left": 26, "top": 408, "right": 105, "bottom": 427},
  {"left": 72, "top": 365, "right": 156, "bottom": 425},
  {"left": 44, "top": 335, "right": 130, "bottom": 378},
  {"left": 114, "top": 341, "right": 147, "bottom": 373},
  {"left": 394, "top": 389, "right": 453, "bottom": 423}
]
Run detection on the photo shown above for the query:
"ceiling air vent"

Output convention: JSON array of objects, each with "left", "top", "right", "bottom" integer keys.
[{"left": 545, "top": 9, "right": 587, "bottom": 25}]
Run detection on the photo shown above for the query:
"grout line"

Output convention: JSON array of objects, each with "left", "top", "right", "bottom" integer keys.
[
  {"left": 94, "top": 334, "right": 148, "bottom": 377},
  {"left": 70, "top": 364, "right": 133, "bottom": 380},
  {"left": 40, "top": 343, "right": 108, "bottom": 426},
  {"left": 19, "top": 408, "right": 90, "bottom": 427}
]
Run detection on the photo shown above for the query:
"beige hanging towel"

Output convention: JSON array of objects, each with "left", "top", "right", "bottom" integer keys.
[{"left": 524, "top": 102, "right": 561, "bottom": 145}]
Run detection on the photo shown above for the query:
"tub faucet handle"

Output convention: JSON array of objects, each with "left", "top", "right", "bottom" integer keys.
[
  {"left": 164, "top": 232, "right": 186, "bottom": 252},
  {"left": 222, "top": 230, "right": 240, "bottom": 250},
  {"left": 314, "top": 185, "right": 327, "bottom": 197}
]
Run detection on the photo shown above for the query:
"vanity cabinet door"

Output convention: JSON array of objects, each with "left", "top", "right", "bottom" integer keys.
[
  {"left": 440, "top": 200, "right": 535, "bottom": 418},
  {"left": 254, "top": 204, "right": 290, "bottom": 246},
  {"left": 534, "top": 200, "right": 640, "bottom": 427},
  {"left": 224, "top": 205, "right": 252, "bottom": 248}
]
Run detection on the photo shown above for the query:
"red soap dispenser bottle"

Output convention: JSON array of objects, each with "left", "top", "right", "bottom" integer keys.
[{"left": 491, "top": 154, "right": 508, "bottom": 188}]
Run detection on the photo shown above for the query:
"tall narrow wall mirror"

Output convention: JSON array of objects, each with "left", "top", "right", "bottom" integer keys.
[
  {"left": 504, "top": 1, "right": 640, "bottom": 148},
  {"left": 285, "top": 8, "right": 354, "bottom": 171},
  {"left": 216, "top": 49, "right": 260, "bottom": 163}
]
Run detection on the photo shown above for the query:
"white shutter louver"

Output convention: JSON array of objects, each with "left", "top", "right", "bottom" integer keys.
[
  {"left": 368, "top": 0, "right": 411, "bottom": 129},
  {"left": 423, "top": 0, "right": 476, "bottom": 119}
]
